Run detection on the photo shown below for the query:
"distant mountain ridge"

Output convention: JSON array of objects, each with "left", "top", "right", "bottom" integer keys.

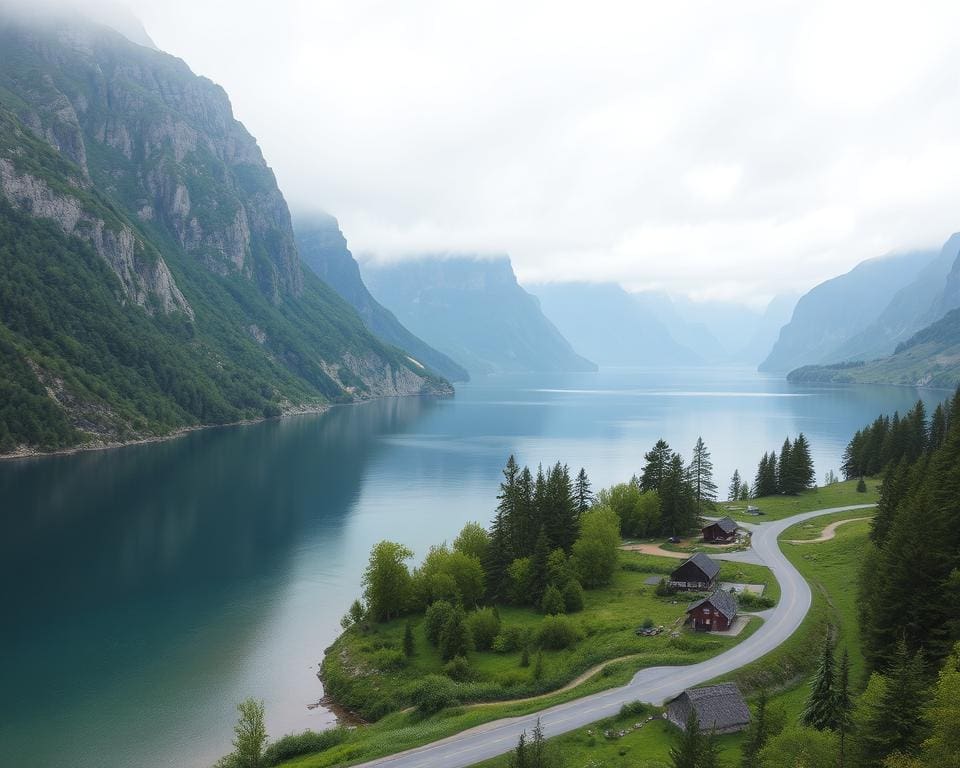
[
  {"left": 362, "top": 255, "right": 597, "bottom": 376},
  {"left": 0, "top": 15, "right": 448, "bottom": 454},
  {"left": 295, "top": 213, "right": 469, "bottom": 382},
  {"left": 759, "top": 250, "right": 938, "bottom": 373},
  {"left": 528, "top": 282, "right": 701, "bottom": 366}
]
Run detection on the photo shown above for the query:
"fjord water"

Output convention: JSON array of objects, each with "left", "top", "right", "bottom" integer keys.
[{"left": 0, "top": 368, "right": 945, "bottom": 768}]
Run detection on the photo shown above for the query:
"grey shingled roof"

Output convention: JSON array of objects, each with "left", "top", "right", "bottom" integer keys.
[
  {"left": 709, "top": 516, "right": 739, "bottom": 534},
  {"left": 687, "top": 588, "right": 738, "bottom": 621},
  {"left": 682, "top": 552, "right": 721, "bottom": 580},
  {"left": 668, "top": 683, "right": 751, "bottom": 731}
]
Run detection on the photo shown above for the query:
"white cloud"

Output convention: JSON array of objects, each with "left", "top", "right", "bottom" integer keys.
[{"left": 67, "top": 1, "right": 960, "bottom": 302}]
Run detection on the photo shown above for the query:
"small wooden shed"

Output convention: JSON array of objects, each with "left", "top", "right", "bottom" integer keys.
[
  {"left": 666, "top": 683, "right": 751, "bottom": 734},
  {"left": 669, "top": 552, "right": 720, "bottom": 591}
]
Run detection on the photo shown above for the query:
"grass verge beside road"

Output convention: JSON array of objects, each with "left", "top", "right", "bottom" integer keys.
[{"left": 720, "top": 478, "right": 878, "bottom": 522}]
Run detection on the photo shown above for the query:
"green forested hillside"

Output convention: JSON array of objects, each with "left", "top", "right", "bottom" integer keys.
[
  {"left": 0, "top": 18, "right": 449, "bottom": 454},
  {"left": 787, "top": 309, "right": 960, "bottom": 388}
]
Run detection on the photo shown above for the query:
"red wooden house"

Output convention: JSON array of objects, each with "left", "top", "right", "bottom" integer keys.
[
  {"left": 686, "top": 590, "right": 738, "bottom": 632},
  {"left": 701, "top": 516, "right": 739, "bottom": 543}
]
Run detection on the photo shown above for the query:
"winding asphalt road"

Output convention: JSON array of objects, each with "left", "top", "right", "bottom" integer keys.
[{"left": 356, "top": 504, "right": 875, "bottom": 768}]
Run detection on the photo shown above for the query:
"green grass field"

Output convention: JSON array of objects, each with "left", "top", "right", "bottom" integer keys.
[
  {"left": 719, "top": 478, "right": 878, "bottom": 522},
  {"left": 322, "top": 552, "right": 778, "bottom": 720},
  {"left": 465, "top": 510, "right": 874, "bottom": 768},
  {"left": 274, "top": 552, "right": 774, "bottom": 767}
]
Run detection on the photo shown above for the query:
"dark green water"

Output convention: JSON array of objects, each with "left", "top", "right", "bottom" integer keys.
[{"left": 0, "top": 368, "right": 945, "bottom": 767}]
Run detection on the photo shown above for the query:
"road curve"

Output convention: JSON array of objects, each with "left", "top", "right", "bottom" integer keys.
[{"left": 355, "top": 504, "right": 876, "bottom": 768}]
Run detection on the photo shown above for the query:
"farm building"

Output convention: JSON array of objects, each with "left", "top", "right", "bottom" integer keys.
[
  {"left": 666, "top": 683, "right": 751, "bottom": 734},
  {"left": 686, "top": 589, "right": 738, "bottom": 632},
  {"left": 701, "top": 516, "right": 739, "bottom": 543},
  {"left": 669, "top": 552, "right": 720, "bottom": 591}
]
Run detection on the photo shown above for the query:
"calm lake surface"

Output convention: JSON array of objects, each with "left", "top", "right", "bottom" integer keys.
[{"left": 0, "top": 367, "right": 947, "bottom": 767}]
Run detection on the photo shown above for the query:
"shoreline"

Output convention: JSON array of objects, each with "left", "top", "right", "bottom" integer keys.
[
  {"left": 0, "top": 403, "right": 330, "bottom": 462},
  {"left": 0, "top": 389, "right": 451, "bottom": 462}
]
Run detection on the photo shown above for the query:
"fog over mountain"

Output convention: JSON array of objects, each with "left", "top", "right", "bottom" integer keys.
[{"left": 18, "top": 0, "right": 960, "bottom": 309}]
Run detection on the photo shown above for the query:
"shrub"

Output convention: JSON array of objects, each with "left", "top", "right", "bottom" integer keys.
[
  {"left": 739, "top": 592, "right": 775, "bottom": 610},
  {"left": 619, "top": 701, "right": 652, "bottom": 719},
  {"left": 537, "top": 615, "right": 582, "bottom": 650},
  {"left": 642, "top": 617, "right": 654, "bottom": 629},
  {"left": 424, "top": 600, "right": 454, "bottom": 646},
  {"left": 264, "top": 728, "right": 349, "bottom": 765},
  {"left": 541, "top": 584, "right": 565, "bottom": 615},
  {"left": 409, "top": 675, "right": 460, "bottom": 715},
  {"left": 856, "top": 478, "right": 867, "bottom": 493},
  {"left": 443, "top": 655, "right": 473, "bottom": 681},
  {"left": 562, "top": 579, "right": 584, "bottom": 612},
  {"left": 371, "top": 648, "right": 405, "bottom": 672},
  {"left": 467, "top": 607, "right": 501, "bottom": 651},
  {"left": 655, "top": 577, "right": 676, "bottom": 597},
  {"left": 440, "top": 606, "right": 473, "bottom": 661},
  {"left": 492, "top": 625, "right": 533, "bottom": 653},
  {"left": 520, "top": 646, "right": 530, "bottom": 667},
  {"left": 533, "top": 650, "right": 544, "bottom": 680},
  {"left": 403, "top": 621, "right": 415, "bottom": 657}
]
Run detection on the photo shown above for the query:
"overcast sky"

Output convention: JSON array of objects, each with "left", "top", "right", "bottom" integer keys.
[{"left": 74, "top": 2, "right": 960, "bottom": 303}]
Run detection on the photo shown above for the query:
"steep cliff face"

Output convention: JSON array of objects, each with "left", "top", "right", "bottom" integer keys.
[
  {"left": 0, "top": 18, "right": 301, "bottom": 300},
  {"left": 363, "top": 255, "right": 597, "bottom": 376},
  {"left": 0, "top": 16, "right": 449, "bottom": 455},
  {"left": 759, "top": 250, "right": 936, "bottom": 373},
  {"left": 295, "top": 213, "right": 470, "bottom": 382}
]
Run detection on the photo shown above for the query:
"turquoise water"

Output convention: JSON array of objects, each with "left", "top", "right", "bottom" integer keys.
[{"left": 0, "top": 368, "right": 946, "bottom": 767}]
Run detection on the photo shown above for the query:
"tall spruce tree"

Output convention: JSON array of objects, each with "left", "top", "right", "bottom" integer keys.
[
  {"left": 801, "top": 633, "right": 836, "bottom": 730},
  {"left": 574, "top": 467, "right": 592, "bottom": 517},
  {"left": 835, "top": 649, "right": 854, "bottom": 768},
  {"left": 660, "top": 452, "right": 697, "bottom": 536},
  {"left": 529, "top": 527, "right": 552, "bottom": 605},
  {"left": 514, "top": 466, "right": 536, "bottom": 557},
  {"left": 640, "top": 439, "right": 672, "bottom": 492},
  {"left": 545, "top": 463, "right": 578, "bottom": 554},
  {"left": 728, "top": 470, "right": 742, "bottom": 502},
  {"left": 740, "top": 689, "right": 770, "bottom": 768},
  {"left": 929, "top": 402, "right": 948, "bottom": 450},
  {"left": 791, "top": 433, "right": 815, "bottom": 490},
  {"left": 670, "top": 710, "right": 704, "bottom": 768},
  {"left": 777, "top": 438, "right": 795, "bottom": 494},
  {"left": 690, "top": 437, "right": 717, "bottom": 515}
]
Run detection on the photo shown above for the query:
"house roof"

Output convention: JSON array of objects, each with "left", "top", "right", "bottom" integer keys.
[
  {"left": 668, "top": 683, "right": 751, "bottom": 731},
  {"left": 703, "top": 516, "right": 739, "bottom": 534},
  {"left": 687, "top": 588, "right": 738, "bottom": 621},
  {"left": 674, "top": 552, "right": 721, "bottom": 580}
]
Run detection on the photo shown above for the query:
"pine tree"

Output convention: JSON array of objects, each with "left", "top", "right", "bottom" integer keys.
[
  {"left": 740, "top": 689, "right": 770, "bottom": 768},
  {"left": 574, "top": 468, "right": 592, "bottom": 517},
  {"left": 403, "top": 621, "right": 415, "bottom": 657},
  {"left": 508, "top": 731, "right": 528, "bottom": 768},
  {"left": 515, "top": 466, "right": 536, "bottom": 557},
  {"left": 728, "top": 470, "right": 741, "bottom": 502},
  {"left": 640, "top": 439, "right": 672, "bottom": 492},
  {"left": 930, "top": 403, "right": 948, "bottom": 450},
  {"left": 670, "top": 710, "right": 704, "bottom": 768},
  {"left": 545, "top": 463, "right": 578, "bottom": 554},
  {"left": 791, "top": 433, "right": 815, "bottom": 490},
  {"left": 660, "top": 452, "right": 696, "bottom": 536},
  {"left": 690, "top": 437, "right": 717, "bottom": 514},
  {"left": 739, "top": 484, "right": 750, "bottom": 501},
  {"left": 529, "top": 527, "right": 551, "bottom": 605},
  {"left": 777, "top": 438, "right": 794, "bottom": 494},
  {"left": 484, "top": 507, "right": 512, "bottom": 603},
  {"left": 835, "top": 649, "right": 854, "bottom": 767},
  {"left": 801, "top": 633, "right": 836, "bottom": 730}
]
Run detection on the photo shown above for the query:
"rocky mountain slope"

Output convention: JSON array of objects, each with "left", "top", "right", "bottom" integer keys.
[
  {"left": 0, "top": 16, "right": 449, "bottom": 455},
  {"left": 362, "top": 255, "right": 597, "bottom": 376},
  {"left": 759, "top": 249, "right": 937, "bottom": 373},
  {"left": 295, "top": 213, "right": 469, "bottom": 382},
  {"left": 828, "top": 234, "right": 960, "bottom": 363},
  {"left": 787, "top": 308, "right": 960, "bottom": 389}
]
